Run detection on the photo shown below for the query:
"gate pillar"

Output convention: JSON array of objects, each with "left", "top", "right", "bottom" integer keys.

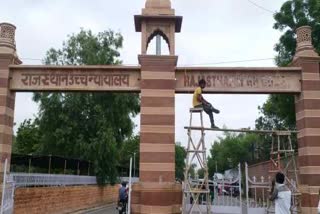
[
  {"left": 0, "top": 23, "right": 21, "bottom": 184},
  {"left": 293, "top": 26, "right": 320, "bottom": 214},
  {"left": 131, "top": 55, "right": 182, "bottom": 214},
  {"left": 131, "top": 1, "right": 183, "bottom": 213}
]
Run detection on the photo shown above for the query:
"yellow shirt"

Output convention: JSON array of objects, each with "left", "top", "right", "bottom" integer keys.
[{"left": 193, "top": 87, "right": 202, "bottom": 107}]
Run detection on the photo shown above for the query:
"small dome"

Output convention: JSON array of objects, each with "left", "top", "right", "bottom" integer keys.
[{"left": 145, "top": 0, "right": 171, "bottom": 8}]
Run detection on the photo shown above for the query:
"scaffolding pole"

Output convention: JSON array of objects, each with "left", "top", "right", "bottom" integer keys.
[
  {"left": 184, "top": 123, "right": 301, "bottom": 213},
  {"left": 183, "top": 108, "right": 211, "bottom": 214},
  {"left": 269, "top": 132, "right": 301, "bottom": 213}
]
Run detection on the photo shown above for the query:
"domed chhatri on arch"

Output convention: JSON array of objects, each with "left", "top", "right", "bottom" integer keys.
[
  {"left": 143, "top": 0, "right": 174, "bottom": 15},
  {"left": 136, "top": 0, "right": 182, "bottom": 55}
]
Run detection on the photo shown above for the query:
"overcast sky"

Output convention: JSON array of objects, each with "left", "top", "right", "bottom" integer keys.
[{"left": 0, "top": 0, "right": 287, "bottom": 149}]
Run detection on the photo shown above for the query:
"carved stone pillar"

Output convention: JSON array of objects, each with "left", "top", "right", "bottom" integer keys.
[
  {"left": 293, "top": 26, "right": 320, "bottom": 214},
  {"left": 0, "top": 23, "right": 21, "bottom": 184},
  {"left": 131, "top": 55, "right": 182, "bottom": 214},
  {"left": 131, "top": 1, "right": 183, "bottom": 213}
]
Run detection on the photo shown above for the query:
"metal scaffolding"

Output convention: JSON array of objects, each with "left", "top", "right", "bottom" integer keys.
[
  {"left": 182, "top": 108, "right": 211, "bottom": 214},
  {"left": 269, "top": 131, "right": 301, "bottom": 213},
  {"left": 183, "top": 120, "right": 301, "bottom": 213}
]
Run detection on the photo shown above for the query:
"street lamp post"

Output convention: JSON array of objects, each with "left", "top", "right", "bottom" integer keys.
[{"left": 133, "top": 152, "right": 136, "bottom": 177}]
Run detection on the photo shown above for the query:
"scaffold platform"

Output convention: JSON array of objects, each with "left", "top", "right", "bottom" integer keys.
[{"left": 184, "top": 126, "right": 298, "bottom": 135}]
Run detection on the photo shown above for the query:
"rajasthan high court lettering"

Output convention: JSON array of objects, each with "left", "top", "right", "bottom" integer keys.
[
  {"left": 184, "top": 74, "right": 290, "bottom": 89},
  {"left": 20, "top": 73, "right": 130, "bottom": 87}
]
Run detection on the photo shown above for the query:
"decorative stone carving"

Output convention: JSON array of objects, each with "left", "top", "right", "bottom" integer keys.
[
  {"left": 0, "top": 23, "right": 16, "bottom": 49},
  {"left": 296, "top": 26, "right": 312, "bottom": 44},
  {"left": 295, "top": 26, "right": 318, "bottom": 58},
  {"left": 145, "top": 25, "right": 171, "bottom": 52},
  {"left": 135, "top": 1, "right": 182, "bottom": 54},
  {"left": 0, "top": 23, "right": 15, "bottom": 41},
  {"left": 138, "top": 18, "right": 177, "bottom": 55}
]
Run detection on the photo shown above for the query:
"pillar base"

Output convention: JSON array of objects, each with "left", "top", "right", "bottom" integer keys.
[
  {"left": 131, "top": 182, "right": 182, "bottom": 214},
  {"left": 299, "top": 185, "right": 320, "bottom": 214}
]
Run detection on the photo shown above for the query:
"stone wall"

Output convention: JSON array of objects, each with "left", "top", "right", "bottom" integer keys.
[
  {"left": 13, "top": 185, "right": 118, "bottom": 214},
  {"left": 247, "top": 157, "right": 300, "bottom": 203},
  {"left": 248, "top": 156, "right": 299, "bottom": 181}
]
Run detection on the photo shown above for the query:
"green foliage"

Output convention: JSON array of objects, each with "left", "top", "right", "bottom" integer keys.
[
  {"left": 118, "top": 136, "right": 140, "bottom": 176},
  {"left": 258, "top": 0, "right": 320, "bottom": 132},
  {"left": 197, "top": 168, "right": 205, "bottom": 179},
  {"left": 188, "top": 163, "right": 197, "bottom": 179},
  {"left": 90, "top": 128, "right": 119, "bottom": 185},
  {"left": 208, "top": 132, "right": 264, "bottom": 176},
  {"left": 15, "top": 29, "right": 140, "bottom": 185},
  {"left": 15, "top": 119, "right": 41, "bottom": 154},
  {"left": 256, "top": 95, "right": 296, "bottom": 131},
  {"left": 44, "top": 29, "right": 123, "bottom": 66},
  {"left": 273, "top": 0, "right": 320, "bottom": 66},
  {"left": 32, "top": 92, "right": 139, "bottom": 158},
  {"left": 175, "top": 143, "right": 186, "bottom": 181}
]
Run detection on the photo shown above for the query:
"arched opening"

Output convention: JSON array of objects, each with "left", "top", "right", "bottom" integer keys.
[{"left": 146, "top": 30, "right": 170, "bottom": 55}]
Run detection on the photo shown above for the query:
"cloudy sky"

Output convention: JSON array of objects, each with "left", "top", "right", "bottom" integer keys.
[{"left": 0, "top": 0, "right": 288, "bottom": 148}]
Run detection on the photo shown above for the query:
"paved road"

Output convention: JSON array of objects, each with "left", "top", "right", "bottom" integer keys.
[{"left": 76, "top": 204, "right": 118, "bottom": 214}]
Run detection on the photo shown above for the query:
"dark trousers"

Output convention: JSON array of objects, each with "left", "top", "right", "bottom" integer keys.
[
  {"left": 195, "top": 103, "right": 215, "bottom": 126},
  {"left": 119, "top": 198, "right": 128, "bottom": 203},
  {"left": 119, "top": 198, "right": 127, "bottom": 213}
]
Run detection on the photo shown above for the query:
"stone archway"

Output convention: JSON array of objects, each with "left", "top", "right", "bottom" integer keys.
[{"left": 1, "top": 1, "right": 320, "bottom": 213}]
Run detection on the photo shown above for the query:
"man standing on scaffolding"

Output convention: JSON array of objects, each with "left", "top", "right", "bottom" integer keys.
[{"left": 193, "top": 79, "right": 220, "bottom": 128}]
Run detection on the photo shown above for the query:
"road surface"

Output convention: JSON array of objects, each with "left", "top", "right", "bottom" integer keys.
[{"left": 74, "top": 204, "right": 118, "bottom": 214}]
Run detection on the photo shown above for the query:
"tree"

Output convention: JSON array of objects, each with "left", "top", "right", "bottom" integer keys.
[
  {"left": 274, "top": 0, "right": 320, "bottom": 66},
  {"left": 15, "top": 29, "right": 140, "bottom": 184},
  {"left": 257, "top": 0, "right": 320, "bottom": 131},
  {"left": 15, "top": 119, "right": 41, "bottom": 154},
  {"left": 175, "top": 143, "right": 186, "bottom": 181},
  {"left": 256, "top": 95, "right": 296, "bottom": 130},
  {"left": 118, "top": 136, "right": 140, "bottom": 176},
  {"left": 90, "top": 127, "right": 119, "bottom": 185},
  {"left": 188, "top": 163, "right": 197, "bottom": 179},
  {"left": 197, "top": 168, "right": 205, "bottom": 179},
  {"left": 207, "top": 132, "right": 263, "bottom": 177}
]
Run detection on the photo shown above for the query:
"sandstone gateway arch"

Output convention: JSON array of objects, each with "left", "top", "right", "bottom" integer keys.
[{"left": 1, "top": 0, "right": 320, "bottom": 213}]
